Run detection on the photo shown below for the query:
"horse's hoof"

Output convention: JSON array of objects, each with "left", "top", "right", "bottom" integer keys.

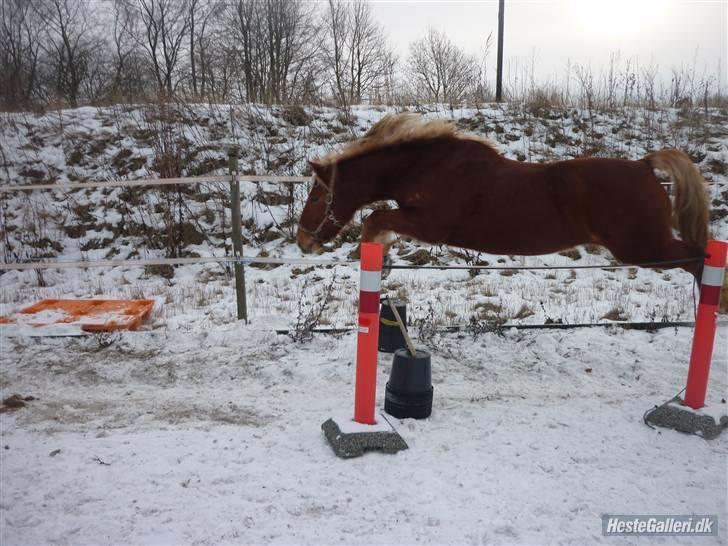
[{"left": 381, "top": 255, "right": 393, "bottom": 279}]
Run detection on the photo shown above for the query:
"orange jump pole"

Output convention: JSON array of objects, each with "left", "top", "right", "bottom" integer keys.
[
  {"left": 354, "top": 242, "right": 383, "bottom": 425},
  {"left": 321, "top": 241, "right": 406, "bottom": 457},
  {"left": 684, "top": 239, "right": 728, "bottom": 409}
]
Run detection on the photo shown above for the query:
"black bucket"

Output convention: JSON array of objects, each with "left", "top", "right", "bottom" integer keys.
[
  {"left": 379, "top": 299, "right": 407, "bottom": 353},
  {"left": 384, "top": 348, "right": 433, "bottom": 419}
]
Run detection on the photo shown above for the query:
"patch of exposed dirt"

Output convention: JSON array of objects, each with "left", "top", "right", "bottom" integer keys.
[
  {"left": 8, "top": 398, "right": 272, "bottom": 430},
  {"left": 403, "top": 249, "right": 434, "bottom": 265},
  {"left": 0, "top": 394, "right": 36, "bottom": 413}
]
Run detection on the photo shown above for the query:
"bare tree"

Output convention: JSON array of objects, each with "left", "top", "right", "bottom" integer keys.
[
  {"left": 136, "top": 0, "right": 191, "bottom": 96},
  {"left": 188, "top": 0, "right": 223, "bottom": 99},
  {"left": 189, "top": 0, "right": 200, "bottom": 98},
  {"left": 265, "top": 0, "right": 320, "bottom": 104},
  {"left": 229, "top": 0, "right": 258, "bottom": 102},
  {"left": 35, "top": 0, "right": 99, "bottom": 107},
  {"left": 374, "top": 48, "right": 397, "bottom": 105},
  {"left": 206, "top": 37, "right": 237, "bottom": 102},
  {"left": 322, "top": 0, "right": 393, "bottom": 105},
  {"left": 227, "top": 0, "right": 320, "bottom": 104},
  {"left": 108, "top": 0, "right": 148, "bottom": 102},
  {"left": 323, "top": 0, "right": 348, "bottom": 103},
  {"left": 345, "top": 0, "right": 391, "bottom": 103},
  {"left": 0, "top": 0, "right": 42, "bottom": 109},
  {"left": 408, "top": 28, "right": 478, "bottom": 104},
  {"left": 284, "top": 4, "right": 323, "bottom": 104}
]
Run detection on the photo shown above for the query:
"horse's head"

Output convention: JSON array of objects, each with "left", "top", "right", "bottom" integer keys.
[{"left": 297, "top": 159, "right": 344, "bottom": 254}]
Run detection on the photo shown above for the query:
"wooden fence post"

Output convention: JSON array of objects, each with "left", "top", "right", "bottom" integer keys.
[{"left": 228, "top": 150, "right": 248, "bottom": 322}]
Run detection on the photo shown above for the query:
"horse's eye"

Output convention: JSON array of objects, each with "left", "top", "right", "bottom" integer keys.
[{"left": 310, "top": 195, "right": 320, "bottom": 203}]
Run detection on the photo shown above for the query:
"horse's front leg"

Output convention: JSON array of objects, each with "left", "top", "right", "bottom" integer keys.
[
  {"left": 351, "top": 210, "right": 426, "bottom": 279},
  {"left": 359, "top": 209, "right": 421, "bottom": 256}
]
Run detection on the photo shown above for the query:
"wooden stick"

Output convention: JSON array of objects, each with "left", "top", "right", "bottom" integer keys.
[
  {"left": 229, "top": 153, "right": 248, "bottom": 323},
  {"left": 0, "top": 174, "right": 310, "bottom": 192},
  {"left": 386, "top": 296, "right": 417, "bottom": 357}
]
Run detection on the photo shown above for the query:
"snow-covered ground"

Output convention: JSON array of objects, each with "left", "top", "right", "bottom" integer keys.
[
  {"left": 0, "top": 322, "right": 726, "bottom": 544},
  {"left": 1, "top": 103, "right": 727, "bottom": 544}
]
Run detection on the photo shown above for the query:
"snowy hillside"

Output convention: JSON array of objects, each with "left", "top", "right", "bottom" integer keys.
[{"left": 1, "top": 103, "right": 727, "bottom": 327}]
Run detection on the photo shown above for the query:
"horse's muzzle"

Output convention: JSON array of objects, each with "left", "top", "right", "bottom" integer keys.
[{"left": 297, "top": 229, "right": 322, "bottom": 254}]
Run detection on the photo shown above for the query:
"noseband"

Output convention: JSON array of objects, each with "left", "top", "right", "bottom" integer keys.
[{"left": 300, "top": 162, "right": 344, "bottom": 242}]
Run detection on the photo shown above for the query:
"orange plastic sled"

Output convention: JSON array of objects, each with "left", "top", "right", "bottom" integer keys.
[{"left": 0, "top": 299, "right": 155, "bottom": 332}]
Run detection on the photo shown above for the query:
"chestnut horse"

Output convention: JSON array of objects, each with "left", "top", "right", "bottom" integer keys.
[{"left": 297, "top": 113, "right": 710, "bottom": 281}]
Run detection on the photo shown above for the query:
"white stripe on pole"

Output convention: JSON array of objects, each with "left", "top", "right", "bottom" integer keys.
[
  {"left": 359, "top": 269, "right": 382, "bottom": 292},
  {"left": 701, "top": 264, "right": 726, "bottom": 287}
]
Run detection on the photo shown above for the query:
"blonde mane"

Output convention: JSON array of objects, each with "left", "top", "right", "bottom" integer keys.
[{"left": 320, "top": 113, "right": 498, "bottom": 165}]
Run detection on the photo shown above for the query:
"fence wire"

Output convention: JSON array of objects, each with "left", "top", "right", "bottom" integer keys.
[{"left": 0, "top": 255, "right": 703, "bottom": 272}]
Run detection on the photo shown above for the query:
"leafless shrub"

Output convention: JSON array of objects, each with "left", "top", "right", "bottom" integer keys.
[
  {"left": 465, "top": 313, "right": 506, "bottom": 339},
  {"left": 526, "top": 86, "right": 561, "bottom": 116},
  {"left": 289, "top": 274, "right": 337, "bottom": 343},
  {"left": 413, "top": 302, "right": 446, "bottom": 350},
  {"left": 281, "top": 104, "right": 312, "bottom": 127}
]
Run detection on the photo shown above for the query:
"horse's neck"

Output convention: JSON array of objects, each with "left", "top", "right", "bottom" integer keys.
[
  {"left": 372, "top": 139, "right": 501, "bottom": 199},
  {"left": 342, "top": 148, "right": 417, "bottom": 204},
  {"left": 338, "top": 155, "right": 389, "bottom": 205}
]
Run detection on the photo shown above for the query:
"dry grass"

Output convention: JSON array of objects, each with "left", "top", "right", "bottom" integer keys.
[{"left": 600, "top": 307, "right": 628, "bottom": 322}]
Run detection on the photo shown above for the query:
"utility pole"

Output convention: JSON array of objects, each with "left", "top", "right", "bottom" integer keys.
[{"left": 496, "top": 0, "right": 505, "bottom": 102}]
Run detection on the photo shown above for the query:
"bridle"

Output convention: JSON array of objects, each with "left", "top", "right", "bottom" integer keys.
[{"left": 299, "top": 161, "right": 344, "bottom": 242}]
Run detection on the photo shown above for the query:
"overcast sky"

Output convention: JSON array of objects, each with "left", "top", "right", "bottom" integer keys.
[{"left": 368, "top": 0, "right": 727, "bottom": 89}]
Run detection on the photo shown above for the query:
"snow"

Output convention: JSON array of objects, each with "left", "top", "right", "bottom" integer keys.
[
  {"left": 1, "top": 322, "right": 726, "bottom": 545},
  {"left": 333, "top": 412, "right": 398, "bottom": 433},
  {"left": 1, "top": 103, "right": 727, "bottom": 544},
  {"left": 671, "top": 399, "right": 728, "bottom": 423},
  {"left": 0, "top": 322, "right": 88, "bottom": 337}
]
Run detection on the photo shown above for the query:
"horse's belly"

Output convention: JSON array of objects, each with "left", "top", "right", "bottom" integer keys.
[
  {"left": 446, "top": 213, "right": 591, "bottom": 256},
  {"left": 449, "top": 236, "right": 580, "bottom": 256}
]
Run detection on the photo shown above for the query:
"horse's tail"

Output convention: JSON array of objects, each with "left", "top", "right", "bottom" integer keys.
[{"left": 644, "top": 149, "right": 710, "bottom": 251}]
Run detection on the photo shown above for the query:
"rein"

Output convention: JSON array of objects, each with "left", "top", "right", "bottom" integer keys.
[{"left": 300, "top": 161, "right": 344, "bottom": 242}]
